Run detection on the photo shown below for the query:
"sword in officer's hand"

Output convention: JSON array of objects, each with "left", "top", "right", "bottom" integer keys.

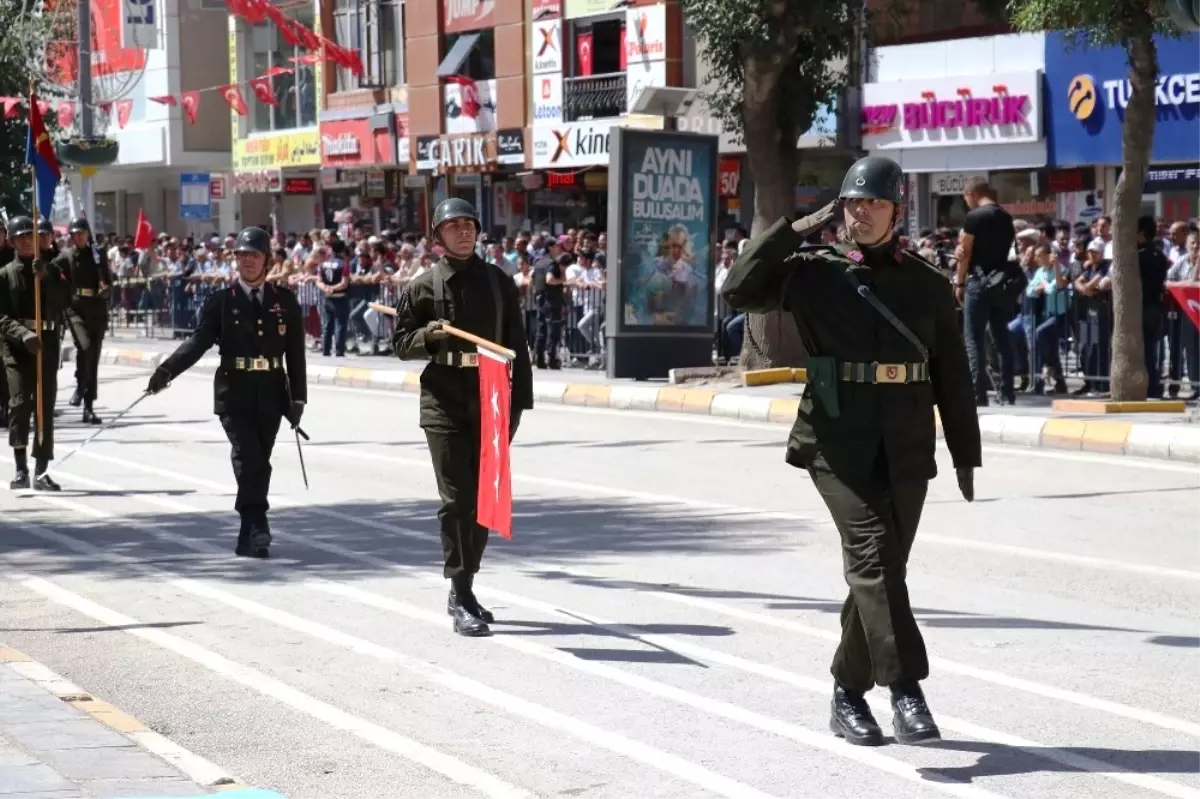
[
  {"left": 292, "top": 421, "right": 309, "bottom": 490},
  {"left": 46, "top": 391, "right": 150, "bottom": 476}
]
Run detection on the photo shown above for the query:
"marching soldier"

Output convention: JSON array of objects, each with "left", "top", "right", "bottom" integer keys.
[
  {"left": 721, "top": 156, "right": 981, "bottom": 747},
  {"left": 145, "top": 227, "right": 307, "bottom": 558},
  {"left": 0, "top": 215, "right": 73, "bottom": 491},
  {"left": 58, "top": 217, "right": 111, "bottom": 424},
  {"left": 0, "top": 222, "right": 11, "bottom": 431},
  {"left": 392, "top": 198, "right": 534, "bottom": 637}
]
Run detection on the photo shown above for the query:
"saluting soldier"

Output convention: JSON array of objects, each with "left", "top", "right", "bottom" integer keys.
[
  {"left": 721, "top": 156, "right": 981, "bottom": 747},
  {"left": 392, "top": 198, "right": 534, "bottom": 638},
  {"left": 145, "top": 227, "right": 307, "bottom": 559},
  {"left": 0, "top": 215, "right": 73, "bottom": 491},
  {"left": 58, "top": 217, "right": 112, "bottom": 424}
]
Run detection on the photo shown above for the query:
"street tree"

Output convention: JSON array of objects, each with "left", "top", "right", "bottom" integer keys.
[
  {"left": 1006, "top": 0, "right": 1181, "bottom": 400},
  {"left": 679, "top": 0, "right": 861, "bottom": 370}
]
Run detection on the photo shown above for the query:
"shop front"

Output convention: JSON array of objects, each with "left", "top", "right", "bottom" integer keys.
[
  {"left": 319, "top": 113, "right": 403, "bottom": 230},
  {"left": 863, "top": 39, "right": 1048, "bottom": 229},
  {"left": 409, "top": 129, "right": 527, "bottom": 234},
  {"left": 232, "top": 129, "right": 324, "bottom": 234},
  {"left": 1044, "top": 30, "right": 1200, "bottom": 220},
  {"left": 529, "top": 119, "right": 615, "bottom": 231}
]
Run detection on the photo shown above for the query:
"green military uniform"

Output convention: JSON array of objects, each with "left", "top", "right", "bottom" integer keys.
[
  {"left": 721, "top": 156, "right": 981, "bottom": 748},
  {"left": 147, "top": 227, "right": 307, "bottom": 559},
  {"left": 392, "top": 198, "right": 533, "bottom": 638},
  {"left": 0, "top": 221, "right": 11, "bottom": 431},
  {"left": 58, "top": 217, "right": 112, "bottom": 424},
  {"left": 0, "top": 216, "right": 74, "bottom": 491}
]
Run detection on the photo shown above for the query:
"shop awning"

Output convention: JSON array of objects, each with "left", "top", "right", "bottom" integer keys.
[{"left": 437, "top": 33, "right": 481, "bottom": 78}]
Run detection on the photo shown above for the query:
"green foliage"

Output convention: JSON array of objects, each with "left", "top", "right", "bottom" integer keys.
[
  {"left": 678, "top": 0, "right": 859, "bottom": 145},
  {"left": 1006, "top": 0, "right": 1175, "bottom": 47},
  {"left": 0, "top": 1, "right": 64, "bottom": 216}
]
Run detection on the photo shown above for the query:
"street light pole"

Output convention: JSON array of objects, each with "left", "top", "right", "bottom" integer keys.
[{"left": 77, "top": 0, "right": 96, "bottom": 223}]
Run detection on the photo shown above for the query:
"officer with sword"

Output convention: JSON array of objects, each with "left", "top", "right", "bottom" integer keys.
[{"left": 142, "top": 226, "right": 308, "bottom": 558}]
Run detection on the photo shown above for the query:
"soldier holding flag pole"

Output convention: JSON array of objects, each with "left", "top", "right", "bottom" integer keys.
[{"left": 390, "top": 198, "right": 532, "bottom": 638}]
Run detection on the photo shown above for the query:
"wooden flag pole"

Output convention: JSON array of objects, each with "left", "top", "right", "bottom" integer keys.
[
  {"left": 366, "top": 301, "right": 516, "bottom": 361},
  {"left": 30, "top": 167, "right": 44, "bottom": 449}
]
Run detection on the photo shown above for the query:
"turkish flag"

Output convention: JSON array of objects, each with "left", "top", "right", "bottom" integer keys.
[
  {"left": 56, "top": 101, "right": 75, "bottom": 129},
  {"left": 221, "top": 84, "right": 248, "bottom": 116},
  {"left": 1167, "top": 282, "right": 1200, "bottom": 329},
  {"left": 577, "top": 32, "right": 594, "bottom": 77},
  {"left": 477, "top": 348, "right": 513, "bottom": 539},
  {"left": 115, "top": 99, "right": 133, "bottom": 129},
  {"left": 132, "top": 209, "right": 154, "bottom": 250},
  {"left": 248, "top": 76, "right": 279, "bottom": 106},
  {"left": 181, "top": 91, "right": 200, "bottom": 124},
  {"left": 444, "top": 74, "right": 481, "bottom": 118}
]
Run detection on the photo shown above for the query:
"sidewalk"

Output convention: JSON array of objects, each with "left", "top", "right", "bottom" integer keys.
[
  {"left": 67, "top": 333, "right": 1200, "bottom": 464},
  {"left": 0, "top": 645, "right": 279, "bottom": 798}
]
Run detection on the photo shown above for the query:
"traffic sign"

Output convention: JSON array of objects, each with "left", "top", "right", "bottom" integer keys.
[{"left": 180, "top": 172, "right": 211, "bottom": 220}]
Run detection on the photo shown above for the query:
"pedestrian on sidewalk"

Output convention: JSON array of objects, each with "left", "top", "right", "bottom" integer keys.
[
  {"left": 391, "top": 198, "right": 534, "bottom": 638},
  {"left": 721, "top": 156, "right": 981, "bottom": 747},
  {"left": 145, "top": 226, "right": 308, "bottom": 559}
]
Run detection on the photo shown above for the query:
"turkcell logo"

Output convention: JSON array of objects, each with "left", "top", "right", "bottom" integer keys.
[
  {"left": 1070, "top": 71, "right": 1200, "bottom": 119},
  {"left": 534, "top": 105, "right": 562, "bottom": 121}
]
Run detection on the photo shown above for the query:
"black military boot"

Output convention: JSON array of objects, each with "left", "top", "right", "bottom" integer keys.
[
  {"left": 447, "top": 573, "right": 494, "bottom": 624},
  {"left": 32, "top": 472, "right": 61, "bottom": 492},
  {"left": 829, "top": 683, "right": 883, "bottom": 746},
  {"left": 235, "top": 514, "right": 270, "bottom": 559},
  {"left": 81, "top": 404, "right": 102, "bottom": 425},
  {"left": 9, "top": 470, "right": 29, "bottom": 490},
  {"left": 448, "top": 574, "right": 491, "bottom": 637},
  {"left": 889, "top": 681, "right": 941, "bottom": 744},
  {"left": 69, "top": 387, "right": 83, "bottom": 408}
]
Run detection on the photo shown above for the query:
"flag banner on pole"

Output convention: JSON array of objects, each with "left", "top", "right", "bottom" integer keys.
[
  {"left": 1167, "top": 283, "right": 1200, "bottom": 329},
  {"left": 25, "top": 92, "right": 61, "bottom": 221},
  {"left": 477, "top": 347, "right": 513, "bottom": 539}
]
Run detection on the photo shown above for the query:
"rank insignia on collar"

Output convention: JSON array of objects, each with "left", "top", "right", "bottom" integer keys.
[{"left": 847, "top": 250, "right": 864, "bottom": 263}]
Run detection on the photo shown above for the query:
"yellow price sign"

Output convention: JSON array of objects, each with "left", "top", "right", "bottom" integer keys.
[{"left": 233, "top": 130, "right": 322, "bottom": 171}]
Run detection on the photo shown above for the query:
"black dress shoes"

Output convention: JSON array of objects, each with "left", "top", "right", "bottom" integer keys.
[
  {"left": 890, "top": 681, "right": 941, "bottom": 744},
  {"left": 829, "top": 683, "right": 883, "bottom": 746}
]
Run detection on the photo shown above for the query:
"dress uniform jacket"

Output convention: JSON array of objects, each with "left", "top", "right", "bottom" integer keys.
[
  {"left": 393, "top": 255, "right": 534, "bottom": 429},
  {"left": 158, "top": 282, "right": 307, "bottom": 415},
  {"left": 721, "top": 219, "right": 981, "bottom": 481},
  {"left": 58, "top": 245, "right": 112, "bottom": 401}
]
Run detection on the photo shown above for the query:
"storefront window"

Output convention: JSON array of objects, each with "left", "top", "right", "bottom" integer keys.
[
  {"left": 334, "top": 0, "right": 403, "bottom": 90},
  {"left": 248, "top": 11, "right": 318, "bottom": 134}
]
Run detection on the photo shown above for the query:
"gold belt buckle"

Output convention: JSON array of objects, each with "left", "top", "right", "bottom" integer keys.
[
  {"left": 875, "top": 363, "right": 906, "bottom": 384},
  {"left": 78, "top": 288, "right": 95, "bottom": 297},
  {"left": 251, "top": 357, "right": 269, "bottom": 371}
]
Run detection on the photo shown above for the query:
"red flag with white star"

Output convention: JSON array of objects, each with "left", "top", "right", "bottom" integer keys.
[{"left": 477, "top": 347, "right": 512, "bottom": 539}]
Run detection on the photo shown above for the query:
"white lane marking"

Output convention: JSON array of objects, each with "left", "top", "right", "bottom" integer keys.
[
  {"left": 7, "top": 660, "right": 89, "bottom": 697},
  {"left": 96, "top": 363, "right": 1200, "bottom": 473},
  {"left": 8, "top": 506, "right": 778, "bottom": 799},
  {"left": 6, "top": 576, "right": 532, "bottom": 799},
  {"left": 33, "top": 480, "right": 1002, "bottom": 799},
  {"left": 37, "top": 467, "right": 1200, "bottom": 782},
  {"left": 82, "top": 427, "right": 1200, "bottom": 584},
  {"left": 46, "top": 464, "right": 1200, "bottom": 742}
]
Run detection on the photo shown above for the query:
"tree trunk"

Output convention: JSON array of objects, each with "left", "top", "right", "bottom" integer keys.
[
  {"left": 1109, "top": 32, "right": 1158, "bottom": 401},
  {"left": 736, "top": 53, "right": 807, "bottom": 371}
]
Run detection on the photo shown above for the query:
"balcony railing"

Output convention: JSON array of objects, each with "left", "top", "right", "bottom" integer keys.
[{"left": 563, "top": 73, "right": 626, "bottom": 122}]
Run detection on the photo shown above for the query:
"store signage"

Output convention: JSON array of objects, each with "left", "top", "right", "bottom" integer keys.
[
  {"left": 930, "top": 171, "right": 987, "bottom": 195},
  {"left": 233, "top": 130, "right": 321, "bottom": 171},
  {"left": 232, "top": 169, "right": 282, "bottom": 194},
  {"left": 545, "top": 171, "right": 579, "bottom": 188},
  {"left": 443, "top": 0, "right": 494, "bottom": 35},
  {"left": 532, "top": 119, "right": 616, "bottom": 168},
  {"left": 626, "top": 60, "right": 666, "bottom": 112},
  {"left": 532, "top": 0, "right": 560, "bottom": 18},
  {"left": 1045, "top": 31, "right": 1200, "bottom": 166},
  {"left": 209, "top": 175, "right": 226, "bottom": 199},
  {"left": 533, "top": 74, "right": 563, "bottom": 123},
  {"left": 624, "top": 5, "right": 666, "bottom": 63},
  {"left": 531, "top": 20, "right": 562, "bottom": 74},
  {"left": 717, "top": 157, "right": 740, "bottom": 198},
  {"left": 322, "top": 133, "right": 360, "bottom": 158},
  {"left": 283, "top": 177, "right": 316, "bottom": 195},
  {"left": 413, "top": 129, "right": 525, "bottom": 172},
  {"left": 563, "top": 0, "right": 610, "bottom": 19},
  {"left": 860, "top": 72, "right": 1042, "bottom": 151}
]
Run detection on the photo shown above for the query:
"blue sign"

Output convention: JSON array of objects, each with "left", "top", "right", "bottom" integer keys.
[
  {"left": 1044, "top": 31, "right": 1200, "bottom": 166},
  {"left": 179, "top": 172, "right": 210, "bottom": 220}
]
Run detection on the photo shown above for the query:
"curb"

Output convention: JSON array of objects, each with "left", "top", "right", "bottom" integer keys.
[
  {"left": 77, "top": 345, "right": 1200, "bottom": 463},
  {"left": 0, "top": 644, "right": 254, "bottom": 794}
]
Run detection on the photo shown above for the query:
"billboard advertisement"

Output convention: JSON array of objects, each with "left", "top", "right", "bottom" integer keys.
[{"left": 612, "top": 128, "right": 718, "bottom": 331}]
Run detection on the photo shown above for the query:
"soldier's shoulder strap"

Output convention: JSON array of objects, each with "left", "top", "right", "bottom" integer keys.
[
  {"left": 483, "top": 260, "right": 503, "bottom": 344},
  {"left": 901, "top": 248, "right": 946, "bottom": 277},
  {"left": 831, "top": 246, "right": 930, "bottom": 362},
  {"left": 432, "top": 262, "right": 448, "bottom": 322}
]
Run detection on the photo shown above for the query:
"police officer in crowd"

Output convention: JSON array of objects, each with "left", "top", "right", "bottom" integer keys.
[
  {"left": 146, "top": 227, "right": 307, "bottom": 558},
  {"left": 318, "top": 239, "right": 351, "bottom": 357},
  {"left": 392, "top": 199, "right": 534, "bottom": 637},
  {"left": 58, "top": 217, "right": 111, "bottom": 425},
  {"left": 531, "top": 240, "right": 566, "bottom": 369},
  {"left": 721, "top": 156, "right": 981, "bottom": 746},
  {"left": 0, "top": 216, "right": 73, "bottom": 491}
]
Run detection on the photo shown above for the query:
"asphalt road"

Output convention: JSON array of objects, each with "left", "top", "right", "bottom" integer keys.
[{"left": 1, "top": 362, "right": 1197, "bottom": 799}]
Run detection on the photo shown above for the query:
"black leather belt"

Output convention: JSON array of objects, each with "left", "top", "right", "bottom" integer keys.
[
  {"left": 432, "top": 351, "right": 478, "bottom": 368},
  {"left": 20, "top": 319, "right": 57, "bottom": 332},
  {"left": 228, "top": 357, "right": 283, "bottom": 372},
  {"left": 840, "top": 361, "right": 928, "bottom": 384}
]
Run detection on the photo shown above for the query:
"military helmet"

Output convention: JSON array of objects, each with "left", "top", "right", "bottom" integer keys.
[
  {"left": 69, "top": 216, "right": 90, "bottom": 233},
  {"left": 431, "top": 198, "right": 479, "bottom": 235},
  {"left": 37, "top": 218, "right": 54, "bottom": 235},
  {"left": 232, "top": 226, "right": 271, "bottom": 257},
  {"left": 7, "top": 216, "right": 34, "bottom": 237},
  {"left": 839, "top": 156, "right": 905, "bottom": 205}
]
